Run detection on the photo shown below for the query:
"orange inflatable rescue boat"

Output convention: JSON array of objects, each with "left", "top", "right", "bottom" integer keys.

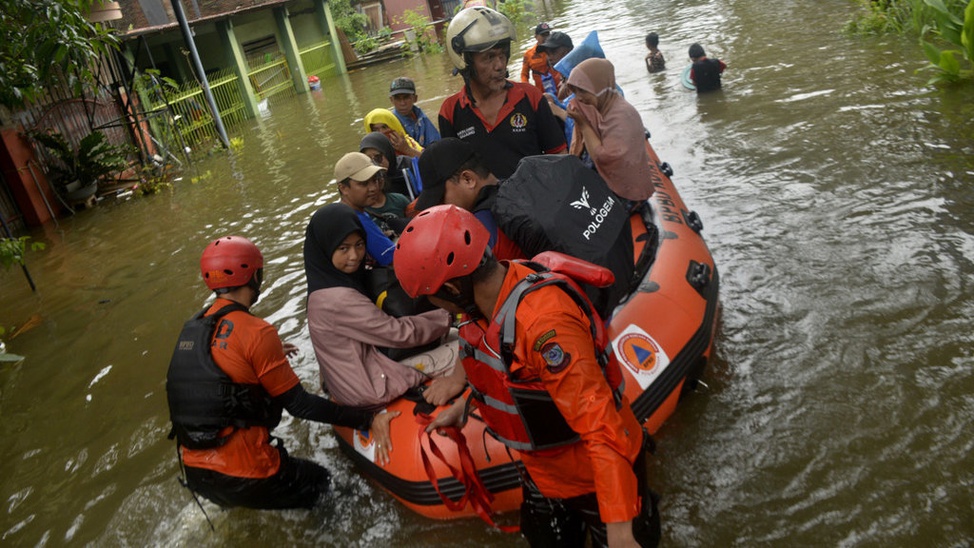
[{"left": 334, "top": 141, "right": 719, "bottom": 521}]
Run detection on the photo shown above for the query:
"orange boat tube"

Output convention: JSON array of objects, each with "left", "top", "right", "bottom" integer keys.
[{"left": 334, "top": 141, "right": 719, "bottom": 520}]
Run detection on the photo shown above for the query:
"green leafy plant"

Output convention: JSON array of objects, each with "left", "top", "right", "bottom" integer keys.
[
  {"left": 0, "top": 0, "right": 120, "bottom": 108},
  {"left": 498, "top": 0, "right": 532, "bottom": 30},
  {"left": 0, "top": 236, "right": 45, "bottom": 270},
  {"left": 30, "top": 130, "right": 131, "bottom": 192},
  {"left": 845, "top": 0, "right": 904, "bottom": 34},
  {"left": 191, "top": 170, "right": 212, "bottom": 184},
  {"left": 133, "top": 68, "right": 179, "bottom": 98},
  {"left": 133, "top": 162, "right": 174, "bottom": 196},
  {"left": 918, "top": 0, "right": 974, "bottom": 83},
  {"left": 331, "top": 0, "right": 371, "bottom": 45},
  {"left": 397, "top": 9, "right": 441, "bottom": 54},
  {"left": 354, "top": 35, "right": 379, "bottom": 55}
]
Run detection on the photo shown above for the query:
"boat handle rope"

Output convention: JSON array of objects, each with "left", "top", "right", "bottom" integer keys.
[{"left": 416, "top": 413, "right": 519, "bottom": 533}]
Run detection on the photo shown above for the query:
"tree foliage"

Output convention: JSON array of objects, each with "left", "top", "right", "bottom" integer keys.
[
  {"left": 329, "top": 0, "right": 370, "bottom": 43},
  {"left": 919, "top": 0, "right": 974, "bottom": 83},
  {"left": 0, "top": 236, "right": 44, "bottom": 270},
  {"left": 0, "top": 0, "right": 119, "bottom": 108},
  {"left": 845, "top": 0, "right": 974, "bottom": 84}
]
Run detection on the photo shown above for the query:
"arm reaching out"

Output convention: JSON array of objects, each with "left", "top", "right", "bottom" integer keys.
[
  {"left": 273, "top": 384, "right": 400, "bottom": 465},
  {"left": 423, "top": 362, "right": 467, "bottom": 406}
]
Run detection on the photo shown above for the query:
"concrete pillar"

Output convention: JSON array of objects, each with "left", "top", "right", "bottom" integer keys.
[
  {"left": 315, "top": 0, "right": 347, "bottom": 75},
  {"left": 273, "top": 6, "right": 309, "bottom": 94},
  {"left": 217, "top": 19, "right": 259, "bottom": 119},
  {"left": 0, "top": 130, "right": 60, "bottom": 226}
]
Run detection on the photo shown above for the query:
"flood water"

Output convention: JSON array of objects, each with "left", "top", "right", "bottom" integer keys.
[{"left": 2, "top": 0, "right": 973, "bottom": 545}]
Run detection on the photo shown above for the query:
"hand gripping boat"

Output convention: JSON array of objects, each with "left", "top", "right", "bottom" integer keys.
[{"left": 334, "top": 143, "right": 720, "bottom": 521}]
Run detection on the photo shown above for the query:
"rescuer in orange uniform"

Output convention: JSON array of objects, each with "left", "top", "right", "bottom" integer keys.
[
  {"left": 166, "top": 236, "right": 398, "bottom": 510},
  {"left": 394, "top": 206, "right": 660, "bottom": 547},
  {"left": 521, "top": 22, "right": 560, "bottom": 92}
]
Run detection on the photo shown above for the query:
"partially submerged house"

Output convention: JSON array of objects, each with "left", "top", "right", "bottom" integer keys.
[
  {"left": 117, "top": 0, "right": 350, "bottom": 146},
  {"left": 0, "top": 0, "right": 461, "bottom": 229},
  {"left": 2, "top": 0, "right": 350, "bottom": 229}
]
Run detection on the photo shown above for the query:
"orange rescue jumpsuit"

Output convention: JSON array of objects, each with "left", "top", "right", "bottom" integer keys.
[
  {"left": 521, "top": 44, "right": 561, "bottom": 93},
  {"left": 468, "top": 262, "right": 644, "bottom": 524}
]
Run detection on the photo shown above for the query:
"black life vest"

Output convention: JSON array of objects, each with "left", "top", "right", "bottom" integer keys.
[
  {"left": 166, "top": 302, "right": 283, "bottom": 450},
  {"left": 459, "top": 254, "right": 626, "bottom": 452},
  {"left": 693, "top": 58, "right": 723, "bottom": 92}
]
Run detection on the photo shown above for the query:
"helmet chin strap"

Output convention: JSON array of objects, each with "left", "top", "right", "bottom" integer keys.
[
  {"left": 432, "top": 250, "right": 492, "bottom": 320},
  {"left": 433, "top": 276, "right": 481, "bottom": 320},
  {"left": 455, "top": 276, "right": 481, "bottom": 319},
  {"left": 247, "top": 269, "right": 263, "bottom": 304}
]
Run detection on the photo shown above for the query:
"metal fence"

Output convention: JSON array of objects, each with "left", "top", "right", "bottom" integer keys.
[
  {"left": 15, "top": 80, "right": 138, "bottom": 195},
  {"left": 142, "top": 67, "right": 248, "bottom": 150},
  {"left": 141, "top": 53, "right": 301, "bottom": 150},
  {"left": 300, "top": 41, "right": 338, "bottom": 79},
  {"left": 248, "top": 52, "right": 297, "bottom": 105}
]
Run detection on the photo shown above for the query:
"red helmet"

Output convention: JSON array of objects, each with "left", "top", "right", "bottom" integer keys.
[
  {"left": 200, "top": 236, "right": 264, "bottom": 291},
  {"left": 394, "top": 205, "right": 490, "bottom": 298}
]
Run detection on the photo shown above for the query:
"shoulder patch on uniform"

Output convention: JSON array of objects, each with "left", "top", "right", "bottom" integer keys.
[
  {"left": 533, "top": 329, "right": 557, "bottom": 351},
  {"left": 540, "top": 342, "right": 571, "bottom": 374}
]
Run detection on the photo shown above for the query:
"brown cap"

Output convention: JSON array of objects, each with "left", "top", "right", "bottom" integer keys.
[{"left": 335, "top": 152, "right": 385, "bottom": 183}]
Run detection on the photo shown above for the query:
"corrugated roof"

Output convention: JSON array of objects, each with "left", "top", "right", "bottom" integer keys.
[{"left": 118, "top": 0, "right": 291, "bottom": 39}]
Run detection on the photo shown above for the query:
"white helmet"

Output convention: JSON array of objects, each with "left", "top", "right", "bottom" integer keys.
[{"left": 446, "top": 7, "right": 516, "bottom": 72}]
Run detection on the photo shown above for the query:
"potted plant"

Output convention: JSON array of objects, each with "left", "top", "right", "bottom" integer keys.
[{"left": 30, "top": 129, "right": 131, "bottom": 201}]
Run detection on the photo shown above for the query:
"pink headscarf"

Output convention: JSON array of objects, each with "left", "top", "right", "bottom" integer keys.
[{"left": 567, "top": 59, "right": 655, "bottom": 201}]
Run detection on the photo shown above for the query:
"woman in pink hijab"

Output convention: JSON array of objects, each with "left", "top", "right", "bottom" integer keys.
[{"left": 566, "top": 58, "right": 655, "bottom": 203}]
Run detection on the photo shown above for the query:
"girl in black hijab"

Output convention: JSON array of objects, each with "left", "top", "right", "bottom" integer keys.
[
  {"left": 303, "top": 203, "right": 453, "bottom": 409},
  {"left": 303, "top": 202, "right": 369, "bottom": 296}
]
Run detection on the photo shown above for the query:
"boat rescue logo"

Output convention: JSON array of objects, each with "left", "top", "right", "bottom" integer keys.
[
  {"left": 612, "top": 324, "right": 670, "bottom": 390},
  {"left": 571, "top": 185, "right": 616, "bottom": 240},
  {"left": 354, "top": 429, "right": 376, "bottom": 459}
]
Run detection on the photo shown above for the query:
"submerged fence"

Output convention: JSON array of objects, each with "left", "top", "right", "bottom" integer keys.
[
  {"left": 155, "top": 68, "right": 246, "bottom": 148},
  {"left": 300, "top": 40, "right": 338, "bottom": 79},
  {"left": 140, "top": 41, "right": 338, "bottom": 151},
  {"left": 248, "top": 51, "right": 298, "bottom": 107},
  {"left": 138, "top": 39, "right": 336, "bottom": 151}
]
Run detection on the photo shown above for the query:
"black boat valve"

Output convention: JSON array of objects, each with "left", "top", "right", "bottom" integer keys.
[
  {"left": 686, "top": 261, "right": 711, "bottom": 294},
  {"left": 683, "top": 210, "right": 704, "bottom": 233},
  {"left": 659, "top": 162, "right": 673, "bottom": 177}
]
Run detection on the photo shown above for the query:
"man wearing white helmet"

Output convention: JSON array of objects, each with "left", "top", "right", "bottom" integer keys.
[{"left": 438, "top": 7, "right": 566, "bottom": 179}]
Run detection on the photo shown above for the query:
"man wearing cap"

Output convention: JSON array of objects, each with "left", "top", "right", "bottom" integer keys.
[
  {"left": 539, "top": 32, "right": 575, "bottom": 78},
  {"left": 415, "top": 138, "right": 524, "bottom": 262},
  {"left": 538, "top": 31, "right": 577, "bottom": 145},
  {"left": 520, "top": 22, "right": 559, "bottom": 93},
  {"left": 388, "top": 77, "right": 441, "bottom": 147},
  {"left": 333, "top": 152, "right": 397, "bottom": 266}
]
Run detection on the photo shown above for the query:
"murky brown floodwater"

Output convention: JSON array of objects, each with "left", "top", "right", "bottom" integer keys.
[{"left": 3, "top": 0, "right": 973, "bottom": 545}]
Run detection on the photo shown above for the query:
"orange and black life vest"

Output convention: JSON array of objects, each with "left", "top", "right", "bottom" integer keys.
[
  {"left": 166, "top": 303, "right": 283, "bottom": 450},
  {"left": 459, "top": 254, "right": 626, "bottom": 452}
]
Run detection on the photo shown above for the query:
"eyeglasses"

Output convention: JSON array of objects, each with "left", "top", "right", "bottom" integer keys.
[{"left": 367, "top": 153, "right": 385, "bottom": 165}]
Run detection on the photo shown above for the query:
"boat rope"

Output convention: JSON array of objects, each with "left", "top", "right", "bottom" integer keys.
[{"left": 416, "top": 413, "right": 518, "bottom": 533}]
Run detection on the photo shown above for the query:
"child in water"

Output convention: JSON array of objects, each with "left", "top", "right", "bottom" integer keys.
[
  {"left": 644, "top": 32, "right": 665, "bottom": 73},
  {"left": 688, "top": 43, "right": 726, "bottom": 92}
]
